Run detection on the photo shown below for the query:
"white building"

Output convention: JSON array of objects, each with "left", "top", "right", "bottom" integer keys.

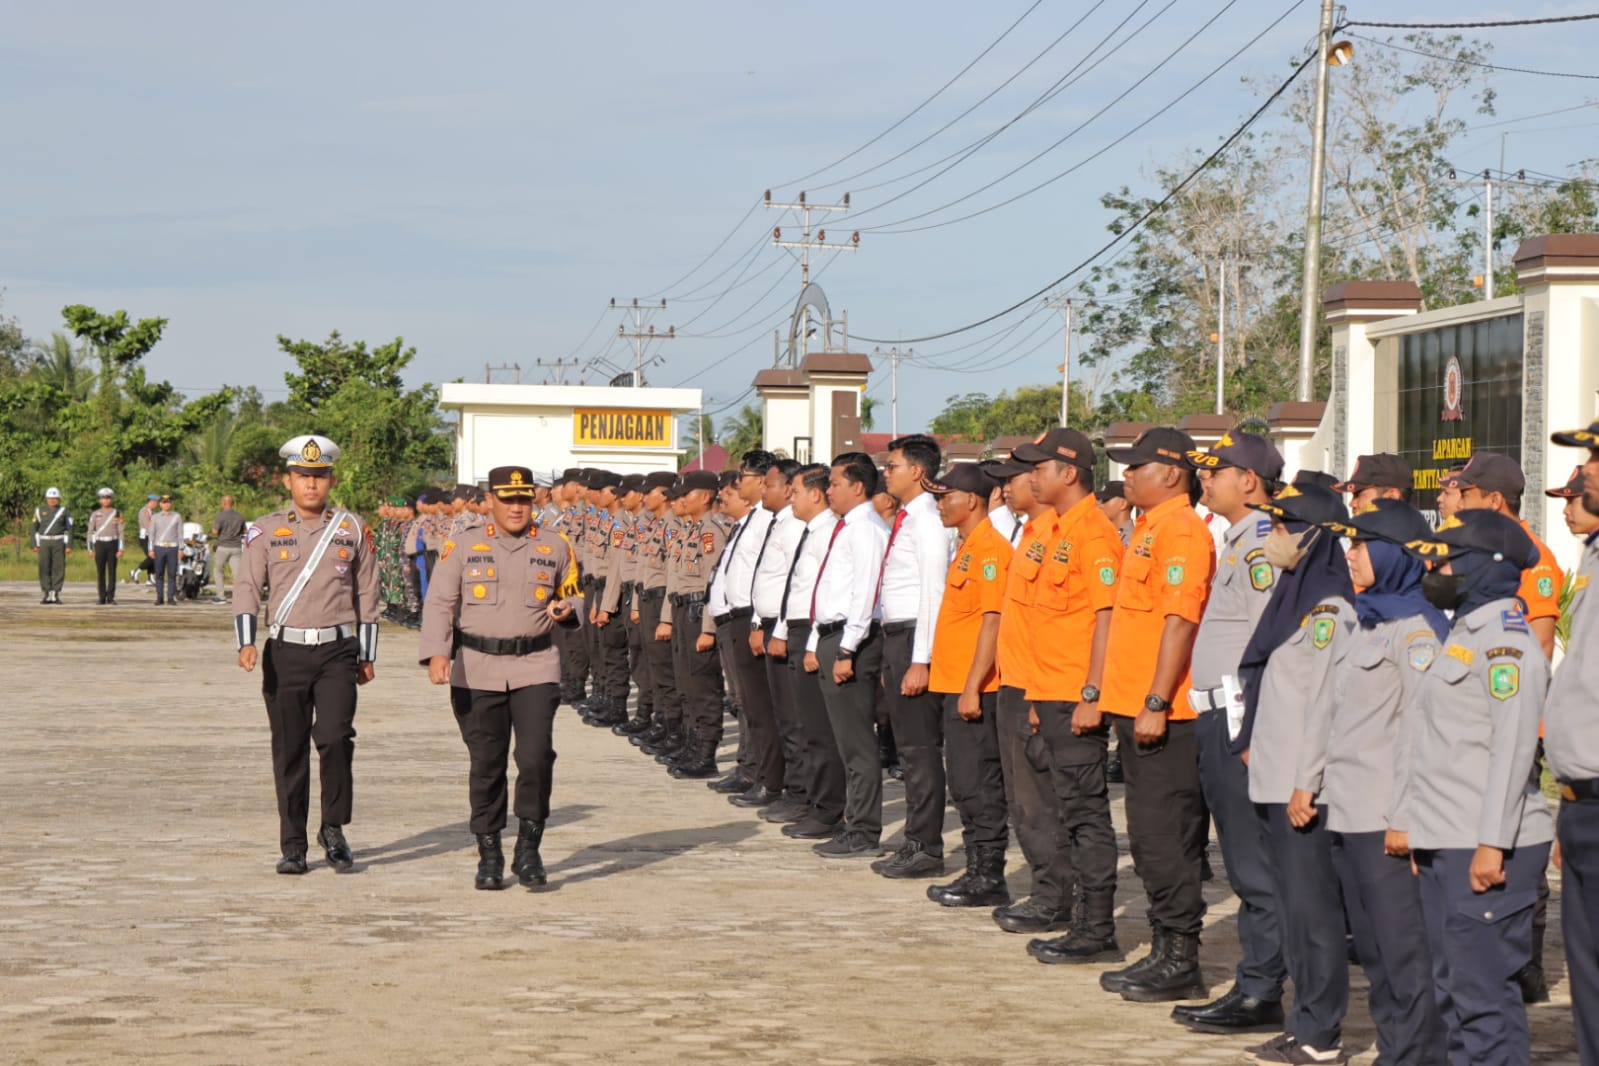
[{"left": 440, "top": 383, "right": 704, "bottom": 482}]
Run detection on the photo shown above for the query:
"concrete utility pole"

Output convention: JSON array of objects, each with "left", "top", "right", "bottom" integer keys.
[
  {"left": 484, "top": 362, "right": 521, "bottom": 384},
  {"left": 1483, "top": 170, "right": 1495, "bottom": 300},
  {"left": 1047, "top": 295, "right": 1073, "bottom": 425},
  {"left": 609, "top": 298, "right": 675, "bottom": 387},
  {"left": 535, "top": 357, "right": 580, "bottom": 385},
  {"left": 765, "top": 191, "right": 858, "bottom": 287},
  {"left": 1296, "top": 0, "right": 1338, "bottom": 403},
  {"left": 874, "top": 346, "right": 911, "bottom": 437},
  {"left": 1216, "top": 258, "right": 1227, "bottom": 415}
]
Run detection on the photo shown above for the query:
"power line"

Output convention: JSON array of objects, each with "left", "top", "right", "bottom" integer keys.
[
  {"left": 1347, "top": 31, "right": 1599, "bottom": 81},
  {"left": 853, "top": 43, "right": 1320, "bottom": 345},
  {"left": 1342, "top": 13, "right": 1599, "bottom": 30},
  {"left": 648, "top": 198, "right": 763, "bottom": 300}
]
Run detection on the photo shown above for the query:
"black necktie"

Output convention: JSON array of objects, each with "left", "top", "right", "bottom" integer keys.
[
  {"left": 718, "top": 517, "right": 746, "bottom": 576},
  {"left": 748, "top": 513, "right": 778, "bottom": 598},
  {"left": 778, "top": 525, "right": 812, "bottom": 622}
]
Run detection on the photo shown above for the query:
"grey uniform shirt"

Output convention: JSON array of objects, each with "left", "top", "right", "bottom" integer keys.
[
  {"left": 1407, "top": 600, "right": 1556, "bottom": 851},
  {"left": 638, "top": 512, "right": 671, "bottom": 592},
  {"left": 1247, "top": 596, "right": 1353, "bottom": 805},
  {"left": 233, "top": 509, "right": 381, "bottom": 655},
  {"left": 1190, "top": 514, "right": 1276, "bottom": 690},
  {"left": 212, "top": 507, "right": 246, "bottom": 548},
  {"left": 86, "top": 508, "right": 125, "bottom": 549},
  {"left": 149, "top": 511, "right": 185, "bottom": 547},
  {"left": 1318, "top": 615, "right": 1441, "bottom": 833},
  {"left": 1546, "top": 533, "right": 1599, "bottom": 782}
]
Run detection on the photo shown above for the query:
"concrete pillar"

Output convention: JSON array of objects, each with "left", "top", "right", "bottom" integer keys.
[{"left": 1321, "top": 281, "right": 1424, "bottom": 480}]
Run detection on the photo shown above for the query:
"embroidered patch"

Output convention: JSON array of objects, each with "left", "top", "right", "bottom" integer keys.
[
  {"left": 467, "top": 568, "right": 483, "bottom": 578},
  {"left": 1312, "top": 617, "right": 1335, "bottom": 649},
  {"left": 486, "top": 567, "right": 495, "bottom": 579},
  {"left": 485, "top": 524, "right": 496, "bottom": 536},
  {"left": 956, "top": 553, "right": 971, "bottom": 572},
  {"left": 440, "top": 540, "right": 455, "bottom": 561},
  {"left": 1445, "top": 644, "right": 1475, "bottom": 666},
  {"left": 1051, "top": 540, "right": 1073, "bottom": 564},
  {"left": 1099, "top": 566, "right": 1116, "bottom": 586},
  {"left": 337, "top": 547, "right": 349, "bottom": 560},
  {"left": 278, "top": 549, "right": 290, "bottom": 561},
  {"left": 1025, "top": 540, "right": 1045, "bottom": 563},
  {"left": 243, "top": 524, "right": 263, "bottom": 546},
  {"left": 1310, "top": 603, "right": 1340, "bottom": 616},
  {"left": 536, "top": 544, "right": 553, "bottom": 554},
  {"left": 535, "top": 587, "right": 549, "bottom": 600},
  {"left": 1166, "top": 565, "right": 1184, "bottom": 585},
  {"left": 1485, "top": 646, "right": 1524, "bottom": 660},
  {"left": 535, "top": 568, "right": 551, "bottom": 583},
  {"left": 471, "top": 542, "right": 491, "bottom": 551},
  {"left": 1501, "top": 610, "right": 1529, "bottom": 634},
  {"left": 334, "top": 564, "right": 349, "bottom": 575},
  {"left": 1577, "top": 574, "right": 1591, "bottom": 591},
  {"left": 1254, "top": 519, "right": 1273, "bottom": 537},
  {"left": 472, "top": 583, "right": 487, "bottom": 600},
  {"left": 273, "top": 526, "right": 294, "bottom": 536},
  {"left": 1408, "top": 645, "right": 1435, "bottom": 670},
  {"left": 1537, "top": 576, "right": 1554, "bottom": 599},
  {"left": 982, "top": 562, "right": 999, "bottom": 581},
  {"left": 701, "top": 531, "right": 715, "bottom": 553},
  {"left": 1489, "top": 663, "right": 1520, "bottom": 701},
  {"left": 1404, "top": 629, "right": 1435, "bottom": 644},
  {"left": 1249, "top": 560, "right": 1274, "bottom": 592}
]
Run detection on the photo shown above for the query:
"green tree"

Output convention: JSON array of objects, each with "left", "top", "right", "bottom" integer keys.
[
  {"left": 280, "top": 331, "right": 407, "bottom": 411},
  {"left": 860, "top": 395, "right": 878, "bottom": 432},
  {"left": 719, "top": 404, "right": 764, "bottom": 460},
  {"left": 930, "top": 382, "right": 1095, "bottom": 442},
  {"left": 678, "top": 413, "right": 714, "bottom": 469}
]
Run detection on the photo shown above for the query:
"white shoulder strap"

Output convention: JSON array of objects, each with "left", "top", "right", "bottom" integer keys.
[{"left": 269, "top": 510, "right": 348, "bottom": 638}]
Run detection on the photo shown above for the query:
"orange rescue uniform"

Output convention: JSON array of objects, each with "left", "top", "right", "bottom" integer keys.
[
  {"left": 930, "top": 517, "right": 1014, "bottom": 695},
  {"left": 996, "top": 508, "right": 1057, "bottom": 694},
  {"left": 1517, "top": 519, "right": 1562, "bottom": 624},
  {"left": 1023, "top": 495, "right": 1124, "bottom": 702}
]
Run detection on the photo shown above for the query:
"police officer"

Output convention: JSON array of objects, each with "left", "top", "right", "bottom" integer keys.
[
  {"left": 1401, "top": 509, "right": 1554, "bottom": 1066},
  {"left": 149, "top": 495, "right": 185, "bottom": 605},
  {"left": 233, "top": 435, "right": 380, "bottom": 875},
  {"left": 584, "top": 472, "right": 630, "bottom": 727},
  {"left": 86, "top": 488, "right": 124, "bottom": 605},
  {"left": 551, "top": 469, "right": 592, "bottom": 704},
  {"left": 32, "top": 487, "right": 73, "bottom": 604},
  {"left": 1173, "top": 431, "right": 1289, "bottom": 1034},
  {"left": 659, "top": 470, "right": 727, "bottom": 779},
  {"left": 419, "top": 466, "right": 581, "bottom": 890},
  {"left": 1544, "top": 419, "right": 1599, "bottom": 1066},
  {"left": 602, "top": 474, "right": 652, "bottom": 735},
  {"left": 621, "top": 472, "right": 679, "bottom": 741}
]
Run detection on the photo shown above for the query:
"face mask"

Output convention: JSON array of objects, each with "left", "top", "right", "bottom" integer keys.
[
  {"left": 1263, "top": 527, "right": 1316, "bottom": 571},
  {"left": 1421, "top": 570, "right": 1468, "bottom": 611}
]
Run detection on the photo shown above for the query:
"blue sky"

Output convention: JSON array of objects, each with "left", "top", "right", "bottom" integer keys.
[{"left": 3, "top": 2, "right": 1595, "bottom": 434}]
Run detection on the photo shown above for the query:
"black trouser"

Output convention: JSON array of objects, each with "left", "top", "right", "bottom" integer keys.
[
  {"left": 152, "top": 546, "right": 179, "bottom": 602},
  {"left": 1113, "top": 715, "right": 1205, "bottom": 936},
  {"left": 727, "top": 614, "right": 784, "bottom": 791},
  {"left": 718, "top": 626, "right": 749, "bottom": 774},
  {"left": 450, "top": 683, "right": 558, "bottom": 834},
  {"left": 1034, "top": 700, "right": 1118, "bottom": 906},
  {"left": 624, "top": 589, "right": 652, "bottom": 714},
  {"left": 260, "top": 638, "right": 359, "bottom": 853},
  {"left": 640, "top": 591, "right": 678, "bottom": 725},
  {"left": 1559, "top": 798, "right": 1599, "bottom": 1066},
  {"left": 1195, "top": 710, "right": 1286, "bottom": 1000},
  {"left": 1331, "top": 829, "right": 1445, "bottom": 1066},
  {"left": 880, "top": 626, "right": 946, "bottom": 853},
  {"left": 137, "top": 533, "right": 154, "bottom": 576},
  {"left": 93, "top": 540, "right": 119, "bottom": 602},
  {"left": 995, "top": 687, "right": 1072, "bottom": 909},
  {"left": 671, "top": 603, "right": 722, "bottom": 747},
  {"left": 1259, "top": 802, "right": 1348, "bottom": 1051},
  {"left": 785, "top": 622, "right": 844, "bottom": 821},
  {"left": 762, "top": 619, "right": 809, "bottom": 805},
  {"left": 600, "top": 594, "right": 629, "bottom": 701},
  {"left": 816, "top": 627, "right": 884, "bottom": 840},
  {"left": 582, "top": 579, "right": 605, "bottom": 693},
  {"left": 941, "top": 691, "right": 1006, "bottom": 852},
  {"left": 561, "top": 592, "right": 590, "bottom": 691}
]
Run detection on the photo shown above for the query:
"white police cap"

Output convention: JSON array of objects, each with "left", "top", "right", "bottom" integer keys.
[
  {"left": 45, "top": 487, "right": 61, "bottom": 498},
  {"left": 97, "top": 487, "right": 114, "bottom": 497},
  {"left": 280, "top": 434, "right": 340, "bottom": 470}
]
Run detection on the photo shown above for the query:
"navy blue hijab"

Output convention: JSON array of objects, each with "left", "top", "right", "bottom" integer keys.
[{"left": 1356, "top": 538, "right": 1451, "bottom": 642}]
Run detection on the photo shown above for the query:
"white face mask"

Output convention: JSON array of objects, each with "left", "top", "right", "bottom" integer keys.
[{"left": 1263, "top": 526, "right": 1319, "bottom": 572}]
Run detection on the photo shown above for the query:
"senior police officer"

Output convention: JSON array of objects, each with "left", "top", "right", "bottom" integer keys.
[
  {"left": 234, "top": 435, "right": 380, "bottom": 875},
  {"left": 420, "top": 466, "right": 581, "bottom": 890},
  {"left": 32, "top": 487, "right": 73, "bottom": 604},
  {"left": 1545, "top": 419, "right": 1599, "bottom": 1066},
  {"left": 1401, "top": 509, "right": 1554, "bottom": 1066},
  {"left": 86, "top": 488, "right": 125, "bottom": 605}
]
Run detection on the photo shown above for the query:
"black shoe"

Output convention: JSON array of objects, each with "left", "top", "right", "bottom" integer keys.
[
  {"left": 1171, "top": 984, "right": 1284, "bottom": 1033},
  {"left": 474, "top": 832, "right": 505, "bottom": 891},
  {"left": 935, "top": 847, "right": 1008, "bottom": 907},
  {"left": 1106, "top": 749, "right": 1124, "bottom": 784},
  {"left": 886, "top": 763, "right": 905, "bottom": 781},
  {"left": 1201, "top": 852, "right": 1214, "bottom": 882},
  {"left": 870, "top": 840, "right": 945, "bottom": 879},
  {"left": 1030, "top": 928, "right": 1124, "bottom": 964},
  {"left": 708, "top": 771, "right": 754, "bottom": 794},
  {"left": 1516, "top": 963, "right": 1550, "bottom": 1004},
  {"left": 928, "top": 867, "right": 976, "bottom": 904},
  {"left": 993, "top": 897, "right": 1072, "bottom": 934},
  {"left": 614, "top": 715, "right": 652, "bottom": 737},
  {"left": 669, "top": 747, "right": 718, "bottom": 779},
  {"left": 729, "top": 784, "right": 781, "bottom": 808},
  {"left": 512, "top": 818, "right": 547, "bottom": 887},
  {"left": 1119, "top": 930, "right": 1205, "bottom": 1002},
  {"left": 317, "top": 825, "right": 354, "bottom": 871},
  {"left": 1100, "top": 928, "right": 1168, "bottom": 993},
  {"left": 760, "top": 798, "right": 810, "bottom": 824},
  {"left": 812, "top": 831, "right": 884, "bottom": 859},
  {"left": 782, "top": 816, "right": 840, "bottom": 839},
  {"left": 40, "top": 596, "right": 50, "bottom": 605},
  {"left": 276, "top": 850, "right": 308, "bottom": 875}
]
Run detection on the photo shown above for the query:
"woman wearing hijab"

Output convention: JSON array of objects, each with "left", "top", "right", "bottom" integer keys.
[
  {"left": 1306, "top": 499, "right": 1448, "bottom": 1066},
  {"left": 1401, "top": 509, "right": 1554, "bottom": 1066},
  {"left": 1230, "top": 482, "right": 1356, "bottom": 1066}
]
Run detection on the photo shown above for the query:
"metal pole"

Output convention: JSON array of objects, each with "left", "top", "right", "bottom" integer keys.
[
  {"left": 1296, "top": 0, "right": 1337, "bottom": 403},
  {"left": 891, "top": 348, "right": 899, "bottom": 438},
  {"left": 1216, "top": 258, "right": 1227, "bottom": 415},
  {"left": 1483, "top": 171, "right": 1495, "bottom": 300},
  {"left": 1060, "top": 300, "right": 1072, "bottom": 425}
]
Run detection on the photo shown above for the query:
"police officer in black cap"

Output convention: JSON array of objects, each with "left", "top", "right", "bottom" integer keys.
[{"left": 659, "top": 470, "right": 728, "bottom": 778}]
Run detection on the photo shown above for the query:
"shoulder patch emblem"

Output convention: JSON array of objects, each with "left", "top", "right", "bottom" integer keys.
[
  {"left": 1536, "top": 576, "right": 1554, "bottom": 599},
  {"left": 243, "top": 523, "right": 263, "bottom": 546},
  {"left": 1408, "top": 645, "right": 1435, "bottom": 670},
  {"left": 1501, "top": 609, "right": 1529, "bottom": 633},
  {"left": 982, "top": 561, "right": 999, "bottom": 581},
  {"left": 1166, "top": 564, "right": 1185, "bottom": 586},
  {"left": 440, "top": 540, "right": 456, "bottom": 561},
  {"left": 1311, "top": 603, "right": 1340, "bottom": 616},
  {"left": 1249, "top": 560, "right": 1274, "bottom": 592},
  {"left": 1255, "top": 518, "right": 1272, "bottom": 537},
  {"left": 1099, "top": 565, "right": 1116, "bottom": 586},
  {"left": 1312, "top": 616, "right": 1335, "bottom": 649},
  {"left": 1488, "top": 663, "right": 1520, "bottom": 701},
  {"left": 1404, "top": 629, "right": 1434, "bottom": 644}
]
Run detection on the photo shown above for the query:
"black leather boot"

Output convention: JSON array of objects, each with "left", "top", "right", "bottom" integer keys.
[
  {"left": 615, "top": 708, "right": 653, "bottom": 736},
  {"left": 635, "top": 719, "right": 671, "bottom": 749},
  {"left": 1029, "top": 890, "right": 1122, "bottom": 963},
  {"left": 669, "top": 738, "right": 718, "bottom": 779},
  {"left": 649, "top": 725, "right": 688, "bottom": 762},
  {"left": 317, "top": 824, "right": 354, "bottom": 871},
  {"left": 935, "top": 846, "right": 1009, "bottom": 907},
  {"left": 1119, "top": 929, "right": 1205, "bottom": 1002},
  {"left": 600, "top": 698, "right": 631, "bottom": 727},
  {"left": 927, "top": 857, "right": 977, "bottom": 904},
  {"left": 1100, "top": 926, "right": 1167, "bottom": 993},
  {"left": 511, "top": 819, "right": 546, "bottom": 887},
  {"left": 1171, "top": 983, "right": 1284, "bottom": 1033},
  {"left": 474, "top": 832, "right": 505, "bottom": 890}
]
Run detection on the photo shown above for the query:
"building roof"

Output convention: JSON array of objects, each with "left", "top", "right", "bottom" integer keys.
[{"left": 681, "top": 444, "right": 730, "bottom": 472}]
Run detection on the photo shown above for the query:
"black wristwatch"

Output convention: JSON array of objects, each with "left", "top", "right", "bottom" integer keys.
[
  {"left": 1143, "top": 693, "right": 1173, "bottom": 713},
  {"left": 836, "top": 648, "right": 856, "bottom": 662},
  {"left": 1080, "top": 684, "right": 1101, "bottom": 703}
]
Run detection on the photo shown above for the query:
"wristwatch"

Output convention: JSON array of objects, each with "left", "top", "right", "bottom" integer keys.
[
  {"left": 836, "top": 648, "right": 856, "bottom": 662},
  {"left": 1143, "top": 693, "right": 1173, "bottom": 713},
  {"left": 1080, "top": 684, "right": 1101, "bottom": 703}
]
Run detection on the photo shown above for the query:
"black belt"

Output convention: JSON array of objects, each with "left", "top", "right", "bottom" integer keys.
[
  {"left": 454, "top": 629, "right": 553, "bottom": 656},
  {"left": 726, "top": 606, "right": 754, "bottom": 621},
  {"left": 713, "top": 612, "right": 733, "bottom": 628},
  {"left": 881, "top": 619, "right": 915, "bottom": 636},
  {"left": 759, "top": 617, "right": 778, "bottom": 633},
  {"left": 669, "top": 591, "right": 707, "bottom": 607},
  {"left": 638, "top": 587, "right": 666, "bottom": 603},
  {"left": 1559, "top": 778, "right": 1599, "bottom": 802},
  {"left": 816, "top": 619, "right": 880, "bottom": 639}
]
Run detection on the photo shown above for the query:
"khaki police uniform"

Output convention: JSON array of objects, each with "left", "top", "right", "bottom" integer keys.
[
  {"left": 601, "top": 505, "right": 653, "bottom": 727},
  {"left": 663, "top": 508, "right": 727, "bottom": 769},
  {"left": 86, "top": 502, "right": 125, "bottom": 604},
  {"left": 636, "top": 506, "right": 680, "bottom": 738}
]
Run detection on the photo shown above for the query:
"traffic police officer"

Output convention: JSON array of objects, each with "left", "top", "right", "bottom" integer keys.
[
  {"left": 419, "top": 466, "right": 581, "bottom": 890},
  {"left": 234, "top": 435, "right": 380, "bottom": 875},
  {"left": 32, "top": 487, "right": 73, "bottom": 604},
  {"left": 1402, "top": 509, "right": 1554, "bottom": 1066},
  {"left": 86, "top": 488, "right": 125, "bottom": 605}
]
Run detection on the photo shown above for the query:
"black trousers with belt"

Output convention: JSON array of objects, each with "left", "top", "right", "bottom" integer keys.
[
  {"left": 93, "top": 540, "right": 120, "bottom": 603},
  {"left": 1559, "top": 797, "right": 1599, "bottom": 1066},
  {"left": 727, "top": 614, "right": 784, "bottom": 791},
  {"left": 639, "top": 591, "right": 678, "bottom": 725},
  {"left": 816, "top": 627, "right": 884, "bottom": 840},
  {"left": 450, "top": 683, "right": 558, "bottom": 833},
  {"left": 784, "top": 621, "right": 844, "bottom": 821},
  {"left": 941, "top": 691, "right": 1006, "bottom": 853},
  {"left": 671, "top": 602, "right": 723, "bottom": 747},
  {"left": 599, "top": 590, "right": 630, "bottom": 702},
  {"left": 560, "top": 589, "right": 590, "bottom": 691},
  {"left": 1034, "top": 700, "right": 1118, "bottom": 904},
  {"left": 995, "top": 686, "right": 1072, "bottom": 909},
  {"left": 761, "top": 619, "right": 810, "bottom": 805},
  {"left": 624, "top": 588, "right": 653, "bottom": 715},
  {"left": 260, "top": 637, "right": 360, "bottom": 853},
  {"left": 1113, "top": 715, "right": 1205, "bottom": 936},
  {"left": 880, "top": 626, "right": 946, "bottom": 853}
]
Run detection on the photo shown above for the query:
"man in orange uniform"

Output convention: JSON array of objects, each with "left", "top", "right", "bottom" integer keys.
[
  {"left": 1097, "top": 426, "right": 1216, "bottom": 1003},
  {"left": 924, "top": 463, "right": 1014, "bottom": 907},
  {"left": 999, "top": 428, "right": 1127, "bottom": 963}
]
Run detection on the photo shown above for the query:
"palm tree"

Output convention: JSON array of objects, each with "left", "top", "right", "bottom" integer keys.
[
  {"left": 28, "top": 332, "right": 95, "bottom": 400},
  {"left": 719, "top": 404, "right": 764, "bottom": 460},
  {"left": 860, "top": 395, "right": 878, "bottom": 432}
]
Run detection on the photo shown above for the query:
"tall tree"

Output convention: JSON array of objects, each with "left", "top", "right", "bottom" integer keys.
[{"left": 719, "top": 404, "right": 764, "bottom": 460}]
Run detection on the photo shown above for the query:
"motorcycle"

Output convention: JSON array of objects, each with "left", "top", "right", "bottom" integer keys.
[{"left": 178, "top": 522, "right": 211, "bottom": 601}]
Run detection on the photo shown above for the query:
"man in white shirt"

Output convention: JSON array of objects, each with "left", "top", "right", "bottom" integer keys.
[
  {"left": 748, "top": 458, "right": 811, "bottom": 823},
  {"left": 872, "top": 434, "right": 956, "bottom": 879},
  {"left": 804, "top": 452, "right": 891, "bottom": 858}
]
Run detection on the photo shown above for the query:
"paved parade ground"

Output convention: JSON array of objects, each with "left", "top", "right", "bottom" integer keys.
[{"left": 0, "top": 581, "right": 1582, "bottom": 1065}]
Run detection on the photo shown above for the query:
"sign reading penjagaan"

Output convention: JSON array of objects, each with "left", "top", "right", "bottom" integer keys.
[{"left": 573, "top": 408, "right": 673, "bottom": 447}]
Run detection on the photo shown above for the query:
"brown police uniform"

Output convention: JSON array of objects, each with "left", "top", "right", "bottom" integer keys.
[{"left": 663, "top": 490, "right": 727, "bottom": 773}]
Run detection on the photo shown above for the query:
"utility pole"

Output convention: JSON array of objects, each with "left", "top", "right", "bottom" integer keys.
[
  {"left": 534, "top": 357, "right": 581, "bottom": 385},
  {"left": 483, "top": 362, "right": 521, "bottom": 384},
  {"left": 608, "top": 298, "right": 675, "bottom": 387},
  {"left": 765, "top": 191, "right": 858, "bottom": 287},
  {"left": 1296, "top": 0, "right": 1338, "bottom": 403},
  {"left": 1483, "top": 170, "right": 1495, "bottom": 300},
  {"left": 1047, "top": 295, "right": 1073, "bottom": 425},
  {"left": 1216, "top": 258, "right": 1227, "bottom": 415},
  {"left": 874, "top": 346, "right": 910, "bottom": 437}
]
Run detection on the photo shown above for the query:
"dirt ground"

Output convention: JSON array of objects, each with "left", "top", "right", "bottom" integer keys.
[{"left": 0, "top": 579, "right": 1581, "bottom": 1065}]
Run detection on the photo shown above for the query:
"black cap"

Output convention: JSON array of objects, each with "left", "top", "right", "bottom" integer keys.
[
  {"left": 1546, "top": 464, "right": 1586, "bottom": 499},
  {"left": 1334, "top": 453, "right": 1412, "bottom": 493},
  {"left": 1294, "top": 470, "right": 1341, "bottom": 490},
  {"left": 1444, "top": 452, "right": 1524, "bottom": 497},
  {"left": 716, "top": 469, "right": 741, "bottom": 491},
  {"left": 1105, "top": 426, "right": 1194, "bottom": 468},
  {"left": 557, "top": 467, "right": 583, "bottom": 485},
  {"left": 1185, "top": 429, "right": 1284, "bottom": 480},
  {"left": 586, "top": 469, "right": 623, "bottom": 492},
  {"left": 642, "top": 471, "right": 677, "bottom": 492},
  {"left": 922, "top": 462, "right": 998, "bottom": 496},
  {"left": 1552, "top": 420, "right": 1599, "bottom": 448},
  {"left": 1246, "top": 482, "right": 1348, "bottom": 526},
  {"left": 1403, "top": 508, "right": 1538, "bottom": 568},
  {"left": 1009, "top": 427, "right": 1095, "bottom": 470},
  {"left": 1320, "top": 496, "right": 1431, "bottom": 544},
  {"left": 1096, "top": 480, "right": 1126, "bottom": 503},
  {"left": 668, "top": 470, "right": 720, "bottom": 499},
  {"left": 618, "top": 473, "right": 646, "bottom": 495},
  {"left": 487, "top": 466, "right": 536, "bottom": 499}
]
